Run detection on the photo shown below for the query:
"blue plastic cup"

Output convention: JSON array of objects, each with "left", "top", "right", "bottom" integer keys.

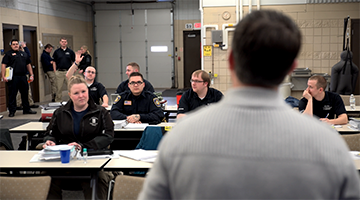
[{"left": 60, "top": 149, "right": 71, "bottom": 163}]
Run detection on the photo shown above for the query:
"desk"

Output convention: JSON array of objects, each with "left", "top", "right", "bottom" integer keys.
[
  {"left": 162, "top": 105, "right": 177, "bottom": 121},
  {"left": 0, "top": 151, "right": 109, "bottom": 200},
  {"left": 345, "top": 106, "right": 360, "bottom": 112},
  {"left": 9, "top": 122, "right": 176, "bottom": 150},
  {"left": 335, "top": 124, "right": 360, "bottom": 134}
]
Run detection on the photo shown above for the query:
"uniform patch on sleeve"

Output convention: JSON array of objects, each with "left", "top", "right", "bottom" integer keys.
[
  {"left": 124, "top": 100, "right": 132, "bottom": 105},
  {"left": 153, "top": 98, "right": 161, "bottom": 107},
  {"left": 114, "top": 95, "right": 121, "bottom": 104}
]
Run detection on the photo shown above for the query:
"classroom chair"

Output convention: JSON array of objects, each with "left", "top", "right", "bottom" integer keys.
[
  {"left": 0, "top": 176, "right": 51, "bottom": 200},
  {"left": 109, "top": 175, "right": 145, "bottom": 200},
  {"left": 341, "top": 134, "right": 360, "bottom": 151}
]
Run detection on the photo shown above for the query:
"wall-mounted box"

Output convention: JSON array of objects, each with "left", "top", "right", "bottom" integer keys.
[{"left": 211, "top": 30, "right": 223, "bottom": 44}]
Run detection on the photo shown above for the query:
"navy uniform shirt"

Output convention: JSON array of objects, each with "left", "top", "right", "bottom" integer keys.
[
  {"left": 41, "top": 50, "right": 54, "bottom": 73},
  {"left": 116, "top": 79, "right": 155, "bottom": 94},
  {"left": 2, "top": 50, "right": 31, "bottom": 76},
  {"left": 298, "top": 91, "right": 347, "bottom": 119},
  {"left": 110, "top": 90, "right": 164, "bottom": 124},
  {"left": 178, "top": 88, "right": 223, "bottom": 114},
  {"left": 78, "top": 53, "right": 92, "bottom": 71},
  {"left": 88, "top": 81, "right": 108, "bottom": 105},
  {"left": 53, "top": 47, "right": 75, "bottom": 70}
]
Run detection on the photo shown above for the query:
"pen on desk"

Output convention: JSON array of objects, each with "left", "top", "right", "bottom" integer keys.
[{"left": 325, "top": 113, "right": 329, "bottom": 118}]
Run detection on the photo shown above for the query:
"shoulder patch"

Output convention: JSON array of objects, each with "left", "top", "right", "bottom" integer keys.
[
  {"left": 153, "top": 98, "right": 161, "bottom": 107},
  {"left": 114, "top": 95, "right": 121, "bottom": 104}
]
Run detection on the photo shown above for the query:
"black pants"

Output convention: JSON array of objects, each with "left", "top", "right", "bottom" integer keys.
[{"left": 7, "top": 75, "right": 30, "bottom": 114}]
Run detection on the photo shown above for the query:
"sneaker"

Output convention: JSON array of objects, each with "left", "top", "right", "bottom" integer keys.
[
  {"left": 23, "top": 110, "right": 37, "bottom": 114},
  {"left": 30, "top": 105, "right": 39, "bottom": 108},
  {"left": 8, "top": 113, "right": 15, "bottom": 117}
]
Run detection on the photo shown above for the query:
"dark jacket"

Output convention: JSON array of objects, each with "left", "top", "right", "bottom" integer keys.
[
  {"left": 330, "top": 51, "right": 359, "bottom": 95},
  {"left": 41, "top": 50, "right": 54, "bottom": 73},
  {"left": 44, "top": 98, "right": 114, "bottom": 150},
  {"left": 78, "top": 53, "right": 92, "bottom": 71},
  {"left": 110, "top": 90, "right": 164, "bottom": 124}
]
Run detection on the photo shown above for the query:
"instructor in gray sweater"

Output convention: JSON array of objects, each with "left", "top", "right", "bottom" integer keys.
[{"left": 139, "top": 10, "right": 360, "bottom": 199}]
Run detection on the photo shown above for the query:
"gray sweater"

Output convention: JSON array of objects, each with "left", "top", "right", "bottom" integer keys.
[{"left": 139, "top": 87, "right": 360, "bottom": 199}]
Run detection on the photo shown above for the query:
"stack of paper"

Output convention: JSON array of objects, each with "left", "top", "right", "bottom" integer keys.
[
  {"left": 113, "top": 120, "right": 149, "bottom": 129},
  {"left": 349, "top": 118, "right": 360, "bottom": 130},
  {"left": 116, "top": 150, "right": 158, "bottom": 163},
  {"left": 37, "top": 145, "right": 77, "bottom": 161},
  {"left": 5, "top": 67, "right": 13, "bottom": 81}
]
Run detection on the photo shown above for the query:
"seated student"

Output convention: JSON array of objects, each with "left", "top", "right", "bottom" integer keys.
[
  {"left": 115, "top": 62, "right": 154, "bottom": 94},
  {"left": 66, "top": 50, "right": 109, "bottom": 107},
  {"left": 43, "top": 75, "right": 114, "bottom": 200},
  {"left": 299, "top": 75, "right": 348, "bottom": 125},
  {"left": 177, "top": 70, "right": 223, "bottom": 119},
  {"left": 111, "top": 72, "right": 164, "bottom": 124}
]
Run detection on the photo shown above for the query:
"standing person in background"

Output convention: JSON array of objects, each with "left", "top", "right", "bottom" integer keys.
[
  {"left": 16, "top": 41, "right": 39, "bottom": 109},
  {"left": 1, "top": 39, "right": 37, "bottom": 117},
  {"left": 53, "top": 37, "right": 75, "bottom": 102},
  {"left": 139, "top": 10, "right": 360, "bottom": 199},
  {"left": 41, "top": 43, "right": 57, "bottom": 102},
  {"left": 77, "top": 45, "right": 92, "bottom": 74}
]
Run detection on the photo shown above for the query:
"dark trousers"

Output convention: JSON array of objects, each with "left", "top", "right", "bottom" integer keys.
[{"left": 7, "top": 75, "right": 30, "bottom": 114}]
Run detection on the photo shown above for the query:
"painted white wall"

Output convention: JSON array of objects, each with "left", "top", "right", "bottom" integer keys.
[{"left": 0, "top": 0, "right": 92, "bottom": 22}]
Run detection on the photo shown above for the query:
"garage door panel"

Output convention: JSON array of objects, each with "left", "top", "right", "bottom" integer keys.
[
  {"left": 147, "top": 10, "right": 171, "bottom": 25},
  {"left": 122, "top": 42, "right": 146, "bottom": 57},
  {"left": 120, "top": 10, "right": 145, "bottom": 25},
  {"left": 121, "top": 26, "right": 145, "bottom": 41},
  {"left": 147, "top": 26, "right": 171, "bottom": 40},
  {"left": 96, "top": 42, "right": 120, "bottom": 58},
  {"left": 96, "top": 27, "right": 120, "bottom": 42},
  {"left": 97, "top": 57, "right": 120, "bottom": 73},
  {"left": 97, "top": 72, "right": 120, "bottom": 89},
  {"left": 95, "top": 11, "right": 120, "bottom": 26}
]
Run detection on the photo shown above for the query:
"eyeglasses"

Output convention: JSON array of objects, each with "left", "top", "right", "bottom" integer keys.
[
  {"left": 129, "top": 81, "right": 143, "bottom": 86},
  {"left": 86, "top": 71, "right": 95, "bottom": 74},
  {"left": 190, "top": 79, "right": 204, "bottom": 83}
]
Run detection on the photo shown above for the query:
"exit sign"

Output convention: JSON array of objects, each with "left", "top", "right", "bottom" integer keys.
[{"left": 194, "top": 23, "right": 201, "bottom": 29}]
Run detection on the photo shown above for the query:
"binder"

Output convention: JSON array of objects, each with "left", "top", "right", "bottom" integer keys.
[{"left": 5, "top": 66, "right": 13, "bottom": 81}]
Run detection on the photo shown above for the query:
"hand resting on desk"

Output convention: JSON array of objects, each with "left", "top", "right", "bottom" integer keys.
[{"left": 43, "top": 140, "right": 82, "bottom": 151}]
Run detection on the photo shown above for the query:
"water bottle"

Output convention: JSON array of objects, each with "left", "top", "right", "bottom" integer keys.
[
  {"left": 350, "top": 94, "right": 356, "bottom": 110},
  {"left": 83, "top": 148, "right": 88, "bottom": 164}
]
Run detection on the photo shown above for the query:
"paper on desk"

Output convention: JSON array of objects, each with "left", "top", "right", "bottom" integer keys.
[
  {"left": 76, "top": 153, "right": 119, "bottom": 160},
  {"left": 113, "top": 120, "right": 149, "bottom": 129},
  {"left": 349, "top": 151, "right": 360, "bottom": 160},
  {"left": 115, "top": 150, "right": 158, "bottom": 163}
]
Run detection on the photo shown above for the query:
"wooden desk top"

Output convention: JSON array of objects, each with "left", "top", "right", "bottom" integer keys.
[
  {"left": 0, "top": 151, "right": 109, "bottom": 170},
  {"left": 335, "top": 124, "right": 360, "bottom": 133},
  {"left": 345, "top": 106, "right": 360, "bottom": 112}
]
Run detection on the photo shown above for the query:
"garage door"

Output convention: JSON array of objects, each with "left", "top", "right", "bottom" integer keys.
[{"left": 95, "top": 9, "right": 173, "bottom": 89}]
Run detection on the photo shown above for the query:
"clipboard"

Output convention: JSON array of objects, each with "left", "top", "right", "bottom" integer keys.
[{"left": 5, "top": 66, "right": 13, "bottom": 81}]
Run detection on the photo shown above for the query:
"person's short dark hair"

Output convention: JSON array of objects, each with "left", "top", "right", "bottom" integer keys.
[
  {"left": 129, "top": 72, "right": 144, "bottom": 82},
  {"left": 60, "top": 37, "right": 67, "bottom": 41},
  {"left": 192, "top": 70, "right": 211, "bottom": 88},
  {"left": 232, "top": 10, "right": 301, "bottom": 87},
  {"left": 44, "top": 44, "right": 54, "bottom": 49},
  {"left": 127, "top": 62, "right": 140, "bottom": 71},
  {"left": 10, "top": 39, "right": 19, "bottom": 45},
  {"left": 309, "top": 75, "right": 327, "bottom": 90}
]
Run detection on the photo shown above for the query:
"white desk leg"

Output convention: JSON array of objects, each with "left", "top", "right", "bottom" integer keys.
[{"left": 26, "top": 134, "right": 29, "bottom": 151}]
